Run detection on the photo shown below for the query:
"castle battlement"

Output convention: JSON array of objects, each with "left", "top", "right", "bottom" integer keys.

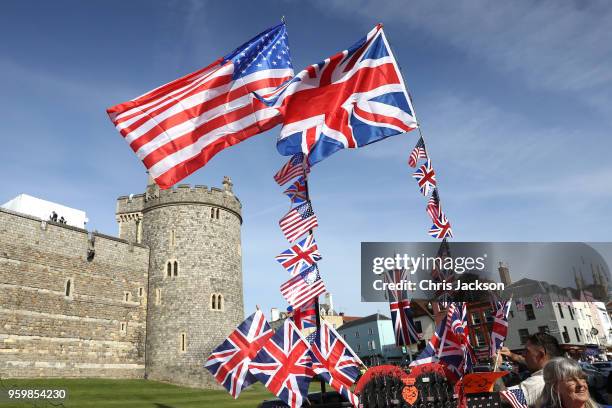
[{"left": 116, "top": 177, "right": 242, "bottom": 222}]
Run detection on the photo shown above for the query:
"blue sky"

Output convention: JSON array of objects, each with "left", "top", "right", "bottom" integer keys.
[{"left": 1, "top": 1, "right": 611, "bottom": 317}]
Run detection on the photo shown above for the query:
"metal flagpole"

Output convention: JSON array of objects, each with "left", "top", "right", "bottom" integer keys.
[{"left": 300, "top": 158, "right": 327, "bottom": 401}]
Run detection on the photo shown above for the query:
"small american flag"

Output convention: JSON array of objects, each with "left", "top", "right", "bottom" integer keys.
[
  {"left": 426, "top": 188, "right": 441, "bottom": 221},
  {"left": 283, "top": 176, "right": 308, "bottom": 205},
  {"left": 534, "top": 295, "right": 544, "bottom": 309},
  {"left": 274, "top": 153, "right": 309, "bottom": 186},
  {"left": 280, "top": 264, "right": 327, "bottom": 309},
  {"left": 413, "top": 159, "right": 437, "bottom": 196},
  {"left": 107, "top": 22, "right": 293, "bottom": 189},
  {"left": 279, "top": 202, "right": 318, "bottom": 243},
  {"left": 501, "top": 387, "right": 528, "bottom": 408},
  {"left": 408, "top": 137, "right": 428, "bottom": 167}
]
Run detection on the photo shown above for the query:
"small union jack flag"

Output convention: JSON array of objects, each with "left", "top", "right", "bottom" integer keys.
[
  {"left": 288, "top": 299, "right": 317, "bottom": 330},
  {"left": 490, "top": 298, "right": 512, "bottom": 358},
  {"left": 274, "top": 153, "right": 309, "bottom": 186},
  {"left": 204, "top": 310, "right": 274, "bottom": 398},
  {"left": 426, "top": 188, "right": 441, "bottom": 221},
  {"left": 501, "top": 387, "right": 528, "bottom": 408},
  {"left": 275, "top": 234, "right": 322, "bottom": 276},
  {"left": 309, "top": 321, "right": 362, "bottom": 408},
  {"left": 428, "top": 210, "right": 453, "bottom": 239},
  {"left": 249, "top": 319, "right": 314, "bottom": 408},
  {"left": 408, "top": 137, "right": 428, "bottom": 167},
  {"left": 413, "top": 159, "right": 436, "bottom": 196},
  {"left": 283, "top": 176, "right": 308, "bottom": 205}
]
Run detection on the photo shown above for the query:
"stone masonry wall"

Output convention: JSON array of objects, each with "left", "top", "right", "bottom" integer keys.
[{"left": 0, "top": 208, "right": 149, "bottom": 379}]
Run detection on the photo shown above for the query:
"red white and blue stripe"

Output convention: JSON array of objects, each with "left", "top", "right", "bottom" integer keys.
[
  {"left": 489, "top": 298, "right": 512, "bottom": 358},
  {"left": 274, "top": 153, "right": 309, "bottom": 186},
  {"left": 275, "top": 234, "right": 322, "bottom": 276},
  {"left": 249, "top": 319, "right": 313, "bottom": 408},
  {"left": 278, "top": 201, "right": 319, "bottom": 243},
  {"left": 309, "top": 321, "right": 362, "bottom": 407},
  {"left": 383, "top": 269, "right": 420, "bottom": 346},
  {"left": 258, "top": 24, "right": 417, "bottom": 166},
  {"left": 501, "top": 387, "right": 528, "bottom": 408},
  {"left": 108, "top": 22, "right": 293, "bottom": 189},
  {"left": 204, "top": 310, "right": 274, "bottom": 398},
  {"left": 408, "top": 137, "right": 428, "bottom": 167},
  {"left": 280, "top": 264, "right": 327, "bottom": 310}
]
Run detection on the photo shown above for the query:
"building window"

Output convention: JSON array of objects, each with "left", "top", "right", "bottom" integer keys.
[
  {"left": 355, "top": 331, "right": 360, "bottom": 338},
  {"left": 474, "top": 328, "right": 486, "bottom": 347},
  {"left": 562, "top": 326, "right": 570, "bottom": 343},
  {"left": 368, "top": 340, "right": 376, "bottom": 350},
  {"left": 180, "top": 333, "right": 186, "bottom": 352},
  {"left": 574, "top": 327, "right": 581, "bottom": 342},
  {"left": 357, "top": 344, "right": 361, "bottom": 352},
  {"left": 155, "top": 288, "right": 161, "bottom": 305},
  {"left": 525, "top": 304, "right": 536, "bottom": 320},
  {"left": 568, "top": 306, "right": 574, "bottom": 320},
  {"left": 211, "top": 207, "right": 220, "bottom": 219},
  {"left": 166, "top": 260, "right": 179, "bottom": 277},
  {"left": 211, "top": 293, "right": 224, "bottom": 311},
  {"left": 519, "top": 329, "right": 530, "bottom": 345},
  {"left": 415, "top": 321, "right": 423, "bottom": 334},
  {"left": 124, "top": 292, "right": 131, "bottom": 302},
  {"left": 484, "top": 310, "right": 494, "bottom": 322},
  {"left": 471, "top": 312, "right": 482, "bottom": 325},
  {"left": 138, "top": 287, "right": 144, "bottom": 297},
  {"left": 120, "top": 322, "right": 127, "bottom": 334},
  {"left": 557, "top": 304, "right": 565, "bottom": 319},
  {"left": 368, "top": 328, "right": 374, "bottom": 335},
  {"left": 167, "top": 262, "right": 172, "bottom": 277},
  {"left": 538, "top": 326, "right": 550, "bottom": 334},
  {"left": 65, "top": 279, "right": 72, "bottom": 298},
  {"left": 170, "top": 229, "right": 175, "bottom": 248},
  {"left": 173, "top": 261, "right": 178, "bottom": 277},
  {"left": 343, "top": 334, "right": 347, "bottom": 341}
]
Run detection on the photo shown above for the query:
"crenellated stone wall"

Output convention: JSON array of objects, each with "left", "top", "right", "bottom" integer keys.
[{"left": 0, "top": 208, "right": 149, "bottom": 379}]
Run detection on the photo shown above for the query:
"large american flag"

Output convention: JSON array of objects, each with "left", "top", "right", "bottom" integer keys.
[
  {"left": 249, "top": 319, "right": 313, "bottom": 408},
  {"left": 204, "top": 310, "right": 274, "bottom": 398},
  {"left": 413, "top": 159, "right": 437, "bottom": 196},
  {"left": 258, "top": 24, "right": 418, "bottom": 166},
  {"left": 280, "top": 264, "right": 327, "bottom": 310},
  {"left": 309, "top": 321, "right": 362, "bottom": 407},
  {"left": 408, "top": 137, "right": 428, "bottom": 167},
  {"left": 489, "top": 298, "right": 512, "bottom": 358},
  {"left": 500, "top": 387, "right": 528, "bottom": 408},
  {"left": 107, "top": 22, "right": 293, "bottom": 189},
  {"left": 275, "top": 234, "right": 322, "bottom": 276},
  {"left": 278, "top": 202, "right": 318, "bottom": 243}
]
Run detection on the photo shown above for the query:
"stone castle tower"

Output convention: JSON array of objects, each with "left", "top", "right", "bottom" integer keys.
[{"left": 116, "top": 176, "right": 244, "bottom": 388}]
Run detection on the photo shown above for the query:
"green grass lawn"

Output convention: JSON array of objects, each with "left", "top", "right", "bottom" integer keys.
[{"left": 0, "top": 378, "right": 289, "bottom": 408}]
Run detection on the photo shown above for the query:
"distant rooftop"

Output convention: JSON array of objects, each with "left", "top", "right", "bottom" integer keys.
[
  {"left": 1, "top": 194, "right": 88, "bottom": 229},
  {"left": 338, "top": 313, "right": 390, "bottom": 331}
]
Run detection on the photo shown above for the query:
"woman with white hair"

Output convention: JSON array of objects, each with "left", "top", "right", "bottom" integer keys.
[{"left": 537, "top": 357, "right": 599, "bottom": 408}]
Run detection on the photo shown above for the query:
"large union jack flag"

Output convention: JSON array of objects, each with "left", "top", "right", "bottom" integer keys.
[
  {"left": 204, "top": 310, "right": 273, "bottom": 398},
  {"left": 258, "top": 24, "right": 418, "bottom": 166},
  {"left": 275, "top": 234, "right": 322, "bottom": 276},
  {"left": 309, "top": 321, "right": 362, "bottom": 407},
  {"left": 249, "top": 319, "right": 313, "bottom": 408},
  {"left": 489, "top": 298, "right": 512, "bottom": 358}
]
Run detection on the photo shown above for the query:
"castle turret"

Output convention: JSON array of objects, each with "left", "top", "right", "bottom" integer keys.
[
  {"left": 116, "top": 177, "right": 244, "bottom": 388},
  {"left": 498, "top": 261, "right": 512, "bottom": 286}
]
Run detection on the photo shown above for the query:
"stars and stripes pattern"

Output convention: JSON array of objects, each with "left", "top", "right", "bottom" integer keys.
[
  {"left": 249, "top": 319, "right": 314, "bottom": 408},
  {"left": 413, "top": 159, "right": 437, "bottom": 196},
  {"left": 490, "top": 299, "right": 512, "bottom": 358},
  {"left": 500, "top": 387, "right": 528, "bottom": 408},
  {"left": 309, "top": 321, "right": 362, "bottom": 407},
  {"left": 204, "top": 310, "right": 274, "bottom": 398},
  {"left": 274, "top": 153, "right": 309, "bottom": 186},
  {"left": 289, "top": 299, "right": 317, "bottom": 330},
  {"left": 426, "top": 188, "right": 441, "bottom": 221},
  {"left": 428, "top": 210, "right": 453, "bottom": 239},
  {"left": 408, "top": 137, "right": 428, "bottom": 167},
  {"left": 279, "top": 201, "right": 319, "bottom": 243},
  {"left": 280, "top": 264, "right": 327, "bottom": 310},
  {"left": 107, "top": 22, "right": 293, "bottom": 189},
  {"left": 275, "top": 234, "right": 322, "bottom": 276},
  {"left": 283, "top": 176, "right": 308, "bottom": 205},
  {"left": 259, "top": 24, "right": 417, "bottom": 166}
]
